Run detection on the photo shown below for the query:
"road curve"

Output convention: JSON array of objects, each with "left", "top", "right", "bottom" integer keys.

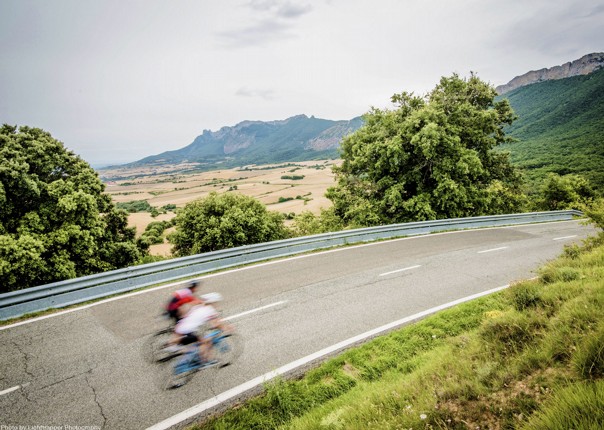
[{"left": 0, "top": 220, "right": 596, "bottom": 429}]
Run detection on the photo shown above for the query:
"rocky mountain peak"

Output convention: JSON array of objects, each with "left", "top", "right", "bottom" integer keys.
[{"left": 496, "top": 52, "right": 604, "bottom": 95}]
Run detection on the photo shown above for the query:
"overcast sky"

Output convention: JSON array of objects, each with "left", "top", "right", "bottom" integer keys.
[{"left": 1, "top": 0, "right": 603, "bottom": 166}]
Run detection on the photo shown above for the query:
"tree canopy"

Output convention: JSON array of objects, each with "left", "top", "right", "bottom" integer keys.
[
  {"left": 169, "top": 192, "right": 289, "bottom": 256},
  {"left": 326, "top": 73, "right": 525, "bottom": 226},
  {"left": 536, "top": 173, "right": 597, "bottom": 211},
  {"left": 0, "top": 125, "right": 143, "bottom": 292}
]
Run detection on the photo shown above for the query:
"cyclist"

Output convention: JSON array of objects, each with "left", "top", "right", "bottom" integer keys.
[
  {"left": 165, "top": 280, "right": 205, "bottom": 323},
  {"left": 168, "top": 292, "right": 232, "bottom": 365}
]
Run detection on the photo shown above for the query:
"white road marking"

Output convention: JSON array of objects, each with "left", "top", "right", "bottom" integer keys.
[
  {"left": 553, "top": 235, "right": 577, "bottom": 241},
  {"left": 379, "top": 265, "right": 421, "bottom": 277},
  {"left": 0, "top": 385, "right": 21, "bottom": 396},
  {"left": 146, "top": 284, "right": 510, "bottom": 430},
  {"left": 226, "top": 301, "right": 287, "bottom": 321},
  {"left": 477, "top": 246, "right": 508, "bottom": 254}
]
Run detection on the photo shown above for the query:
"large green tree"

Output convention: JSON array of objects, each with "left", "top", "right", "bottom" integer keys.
[
  {"left": 326, "top": 73, "right": 524, "bottom": 226},
  {"left": 0, "top": 125, "right": 143, "bottom": 292},
  {"left": 169, "top": 192, "right": 289, "bottom": 256}
]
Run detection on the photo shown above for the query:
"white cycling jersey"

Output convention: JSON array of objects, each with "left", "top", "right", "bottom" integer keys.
[{"left": 175, "top": 304, "right": 218, "bottom": 335}]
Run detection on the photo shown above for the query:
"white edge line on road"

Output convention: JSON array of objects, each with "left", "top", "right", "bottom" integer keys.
[
  {"left": 146, "top": 284, "right": 510, "bottom": 430},
  {"left": 1, "top": 219, "right": 580, "bottom": 331},
  {"left": 477, "top": 246, "right": 508, "bottom": 254},
  {"left": 379, "top": 265, "right": 421, "bottom": 277},
  {"left": 553, "top": 235, "right": 578, "bottom": 241},
  {"left": 0, "top": 385, "right": 21, "bottom": 396},
  {"left": 225, "top": 301, "right": 287, "bottom": 321}
]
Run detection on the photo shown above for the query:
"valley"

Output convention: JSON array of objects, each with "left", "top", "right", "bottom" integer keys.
[{"left": 101, "top": 160, "right": 339, "bottom": 255}]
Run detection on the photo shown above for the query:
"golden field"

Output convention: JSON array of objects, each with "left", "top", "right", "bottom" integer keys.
[{"left": 101, "top": 160, "right": 340, "bottom": 255}]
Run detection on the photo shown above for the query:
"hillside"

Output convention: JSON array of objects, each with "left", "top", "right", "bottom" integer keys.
[
  {"left": 498, "top": 67, "right": 604, "bottom": 190},
  {"left": 130, "top": 115, "right": 363, "bottom": 169},
  {"left": 496, "top": 52, "right": 604, "bottom": 94}
]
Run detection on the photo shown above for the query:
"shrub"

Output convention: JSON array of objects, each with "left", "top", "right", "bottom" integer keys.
[
  {"left": 509, "top": 282, "right": 543, "bottom": 311},
  {"left": 479, "top": 310, "right": 546, "bottom": 356}
]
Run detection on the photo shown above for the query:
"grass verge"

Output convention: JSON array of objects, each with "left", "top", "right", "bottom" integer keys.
[{"left": 192, "top": 232, "right": 604, "bottom": 429}]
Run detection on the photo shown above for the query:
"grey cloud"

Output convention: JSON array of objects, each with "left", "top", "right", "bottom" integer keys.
[
  {"left": 493, "top": 0, "right": 604, "bottom": 57},
  {"left": 246, "top": 0, "right": 312, "bottom": 18},
  {"left": 217, "top": 19, "right": 295, "bottom": 47},
  {"left": 236, "top": 87, "right": 276, "bottom": 100},
  {"left": 276, "top": 3, "right": 312, "bottom": 19},
  {"left": 218, "top": 1, "right": 312, "bottom": 48}
]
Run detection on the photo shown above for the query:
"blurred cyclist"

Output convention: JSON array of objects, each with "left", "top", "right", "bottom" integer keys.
[
  {"left": 166, "top": 292, "right": 232, "bottom": 365},
  {"left": 165, "top": 279, "right": 205, "bottom": 323}
]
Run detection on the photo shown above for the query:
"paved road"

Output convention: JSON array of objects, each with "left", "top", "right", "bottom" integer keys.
[{"left": 0, "top": 220, "right": 596, "bottom": 429}]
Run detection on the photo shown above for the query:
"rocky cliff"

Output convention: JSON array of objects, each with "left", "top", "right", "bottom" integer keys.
[{"left": 496, "top": 52, "right": 604, "bottom": 94}]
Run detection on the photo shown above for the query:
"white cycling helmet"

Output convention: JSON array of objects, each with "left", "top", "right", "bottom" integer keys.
[{"left": 201, "top": 292, "right": 223, "bottom": 304}]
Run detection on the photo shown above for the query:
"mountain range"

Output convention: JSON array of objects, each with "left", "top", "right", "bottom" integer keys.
[
  {"left": 132, "top": 115, "right": 363, "bottom": 169},
  {"left": 121, "top": 53, "right": 604, "bottom": 187}
]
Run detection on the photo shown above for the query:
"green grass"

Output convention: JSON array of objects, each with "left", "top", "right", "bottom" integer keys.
[{"left": 192, "top": 232, "right": 604, "bottom": 429}]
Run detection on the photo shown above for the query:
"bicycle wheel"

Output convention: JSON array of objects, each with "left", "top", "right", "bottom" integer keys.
[
  {"left": 144, "top": 327, "right": 177, "bottom": 363},
  {"left": 212, "top": 333, "right": 242, "bottom": 368},
  {"left": 164, "top": 351, "right": 200, "bottom": 389}
]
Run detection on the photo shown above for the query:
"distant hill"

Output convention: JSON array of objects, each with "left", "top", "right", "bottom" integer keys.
[
  {"left": 496, "top": 52, "right": 604, "bottom": 94},
  {"left": 498, "top": 66, "right": 604, "bottom": 190},
  {"left": 129, "top": 115, "right": 363, "bottom": 169}
]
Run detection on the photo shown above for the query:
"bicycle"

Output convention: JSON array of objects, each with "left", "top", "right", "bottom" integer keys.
[
  {"left": 164, "top": 327, "right": 241, "bottom": 389},
  {"left": 143, "top": 313, "right": 181, "bottom": 364}
]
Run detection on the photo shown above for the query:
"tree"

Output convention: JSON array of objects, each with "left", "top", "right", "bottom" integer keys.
[
  {"left": 169, "top": 192, "right": 288, "bottom": 256},
  {"left": 326, "top": 73, "right": 524, "bottom": 226},
  {"left": 0, "top": 125, "right": 144, "bottom": 292},
  {"left": 290, "top": 208, "right": 345, "bottom": 237},
  {"left": 536, "top": 173, "right": 597, "bottom": 210}
]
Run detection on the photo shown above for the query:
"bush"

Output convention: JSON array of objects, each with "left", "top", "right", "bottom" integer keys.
[
  {"left": 509, "top": 282, "right": 543, "bottom": 311},
  {"left": 116, "top": 200, "right": 154, "bottom": 213},
  {"left": 479, "top": 310, "right": 545, "bottom": 356},
  {"left": 170, "top": 192, "right": 289, "bottom": 256}
]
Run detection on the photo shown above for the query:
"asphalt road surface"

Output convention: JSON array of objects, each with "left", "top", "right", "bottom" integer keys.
[{"left": 0, "top": 220, "right": 597, "bottom": 429}]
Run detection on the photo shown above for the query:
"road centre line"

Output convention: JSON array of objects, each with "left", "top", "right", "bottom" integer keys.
[
  {"left": 0, "top": 385, "right": 21, "bottom": 396},
  {"left": 477, "top": 246, "right": 508, "bottom": 254},
  {"left": 226, "top": 301, "right": 287, "bottom": 321},
  {"left": 379, "top": 265, "right": 421, "bottom": 277},
  {"left": 146, "top": 284, "right": 510, "bottom": 430},
  {"left": 1, "top": 219, "right": 580, "bottom": 331},
  {"left": 553, "top": 235, "right": 578, "bottom": 241}
]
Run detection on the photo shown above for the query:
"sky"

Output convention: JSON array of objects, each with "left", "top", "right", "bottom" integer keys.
[{"left": 1, "top": 0, "right": 603, "bottom": 166}]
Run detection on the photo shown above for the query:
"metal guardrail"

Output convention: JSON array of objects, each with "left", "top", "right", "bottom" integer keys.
[{"left": 0, "top": 210, "right": 583, "bottom": 321}]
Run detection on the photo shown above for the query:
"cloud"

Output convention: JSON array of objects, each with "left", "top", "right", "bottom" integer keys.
[
  {"left": 217, "top": 19, "right": 295, "bottom": 47},
  {"left": 236, "top": 87, "right": 276, "bottom": 100},
  {"left": 217, "top": 0, "right": 312, "bottom": 47},
  {"left": 493, "top": 0, "right": 604, "bottom": 57},
  {"left": 246, "top": 0, "right": 312, "bottom": 18},
  {"left": 276, "top": 3, "right": 312, "bottom": 19}
]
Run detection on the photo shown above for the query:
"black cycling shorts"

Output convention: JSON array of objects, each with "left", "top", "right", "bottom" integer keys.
[{"left": 180, "top": 332, "right": 198, "bottom": 345}]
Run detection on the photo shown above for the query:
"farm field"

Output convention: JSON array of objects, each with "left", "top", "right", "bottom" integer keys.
[{"left": 100, "top": 160, "right": 339, "bottom": 255}]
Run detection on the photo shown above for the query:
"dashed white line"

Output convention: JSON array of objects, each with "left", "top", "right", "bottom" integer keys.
[
  {"left": 0, "top": 385, "right": 21, "bottom": 396},
  {"left": 146, "top": 284, "right": 510, "bottom": 430},
  {"left": 226, "top": 301, "right": 287, "bottom": 321},
  {"left": 379, "top": 265, "right": 421, "bottom": 277},
  {"left": 553, "top": 235, "right": 577, "bottom": 241},
  {"left": 477, "top": 246, "right": 508, "bottom": 254}
]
